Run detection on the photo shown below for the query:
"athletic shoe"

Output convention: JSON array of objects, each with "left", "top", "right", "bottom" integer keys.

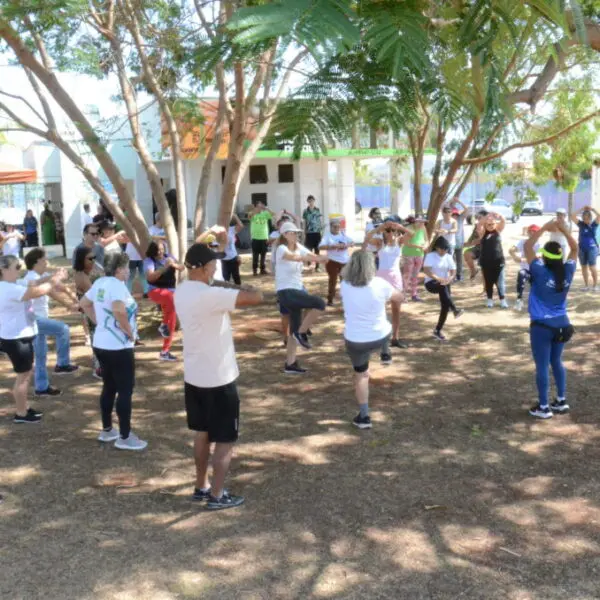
[
  {"left": 432, "top": 329, "right": 446, "bottom": 341},
  {"left": 158, "top": 323, "right": 170, "bottom": 338},
  {"left": 515, "top": 299, "right": 523, "bottom": 311},
  {"left": 114, "top": 432, "right": 148, "bottom": 451},
  {"left": 453, "top": 308, "right": 464, "bottom": 319},
  {"left": 352, "top": 414, "right": 372, "bottom": 429},
  {"left": 380, "top": 353, "right": 392, "bottom": 365},
  {"left": 93, "top": 368, "right": 103, "bottom": 380},
  {"left": 27, "top": 407, "right": 43, "bottom": 417},
  {"left": 550, "top": 399, "right": 570, "bottom": 414},
  {"left": 260, "top": 269, "right": 269, "bottom": 276},
  {"left": 35, "top": 386, "right": 62, "bottom": 397},
  {"left": 500, "top": 299, "right": 509, "bottom": 309},
  {"left": 206, "top": 491, "right": 245, "bottom": 511},
  {"left": 593, "top": 287, "right": 599, "bottom": 293},
  {"left": 97, "top": 427, "right": 119, "bottom": 443},
  {"left": 327, "top": 300, "right": 333, "bottom": 307},
  {"left": 306, "top": 329, "right": 313, "bottom": 337},
  {"left": 528, "top": 404, "right": 553, "bottom": 419},
  {"left": 411, "top": 295, "right": 424, "bottom": 302},
  {"left": 134, "top": 338, "right": 145, "bottom": 347},
  {"left": 54, "top": 364, "right": 79, "bottom": 375},
  {"left": 391, "top": 338, "right": 409, "bottom": 349},
  {"left": 14, "top": 409, "right": 42, "bottom": 424},
  {"left": 293, "top": 332, "right": 312, "bottom": 349},
  {"left": 159, "top": 351, "right": 177, "bottom": 362},
  {"left": 192, "top": 487, "right": 212, "bottom": 501},
  {"left": 284, "top": 362, "right": 307, "bottom": 374},
  {"left": 581, "top": 286, "right": 589, "bottom": 292},
  {"left": 486, "top": 299, "right": 494, "bottom": 308}
]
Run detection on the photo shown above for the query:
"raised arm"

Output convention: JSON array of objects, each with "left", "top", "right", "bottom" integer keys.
[
  {"left": 555, "top": 219, "right": 578, "bottom": 262},
  {"left": 569, "top": 210, "right": 579, "bottom": 226},
  {"left": 231, "top": 213, "right": 244, "bottom": 233},
  {"left": 99, "top": 230, "right": 126, "bottom": 247},
  {"left": 524, "top": 222, "right": 552, "bottom": 264},
  {"left": 495, "top": 212, "right": 506, "bottom": 233}
]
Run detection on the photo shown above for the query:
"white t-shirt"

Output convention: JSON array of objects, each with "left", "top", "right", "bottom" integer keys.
[
  {"left": 223, "top": 226, "right": 238, "bottom": 261},
  {"left": 377, "top": 244, "right": 401, "bottom": 271},
  {"left": 20, "top": 271, "right": 49, "bottom": 318},
  {"left": 423, "top": 251, "right": 456, "bottom": 283},
  {"left": 0, "top": 281, "right": 38, "bottom": 339},
  {"left": 549, "top": 231, "right": 568, "bottom": 262},
  {"left": 439, "top": 220, "right": 456, "bottom": 247},
  {"left": 319, "top": 231, "right": 353, "bottom": 264},
  {"left": 269, "top": 231, "right": 280, "bottom": 271},
  {"left": 125, "top": 242, "right": 142, "bottom": 262},
  {"left": 85, "top": 277, "right": 137, "bottom": 350},
  {"left": 515, "top": 240, "right": 541, "bottom": 271},
  {"left": 341, "top": 278, "right": 393, "bottom": 343},
  {"left": 2, "top": 233, "right": 21, "bottom": 256},
  {"left": 174, "top": 280, "right": 239, "bottom": 388},
  {"left": 103, "top": 239, "right": 122, "bottom": 255},
  {"left": 365, "top": 222, "right": 382, "bottom": 253},
  {"left": 275, "top": 244, "right": 309, "bottom": 291}
]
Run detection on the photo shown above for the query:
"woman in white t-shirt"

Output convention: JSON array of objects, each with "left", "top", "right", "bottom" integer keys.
[
  {"left": 364, "top": 217, "right": 412, "bottom": 349},
  {"left": 423, "top": 237, "right": 463, "bottom": 341},
  {"left": 0, "top": 255, "right": 66, "bottom": 423},
  {"left": 222, "top": 214, "right": 244, "bottom": 285},
  {"left": 319, "top": 218, "right": 353, "bottom": 306},
  {"left": 0, "top": 224, "right": 25, "bottom": 257},
  {"left": 435, "top": 206, "right": 458, "bottom": 252},
  {"left": 340, "top": 251, "right": 403, "bottom": 429},
  {"left": 80, "top": 252, "right": 147, "bottom": 451},
  {"left": 275, "top": 221, "right": 328, "bottom": 374}
]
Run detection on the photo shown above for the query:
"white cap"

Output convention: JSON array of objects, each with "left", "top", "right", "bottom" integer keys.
[
  {"left": 279, "top": 221, "right": 302, "bottom": 234},
  {"left": 556, "top": 208, "right": 567, "bottom": 215}
]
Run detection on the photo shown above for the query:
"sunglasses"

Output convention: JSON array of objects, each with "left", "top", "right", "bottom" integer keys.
[
  {"left": 86, "top": 256, "right": 96, "bottom": 261},
  {"left": 88, "top": 232, "right": 99, "bottom": 236},
  {"left": 384, "top": 228, "right": 395, "bottom": 233}
]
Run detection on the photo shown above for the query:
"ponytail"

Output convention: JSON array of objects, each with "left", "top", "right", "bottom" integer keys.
[{"left": 541, "top": 241, "right": 566, "bottom": 292}]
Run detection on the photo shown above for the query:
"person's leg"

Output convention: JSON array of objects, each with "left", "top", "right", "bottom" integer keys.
[
  {"left": 232, "top": 258, "right": 242, "bottom": 285},
  {"left": 139, "top": 261, "right": 149, "bottom": 295},
  {"left": 436, "top": 286, "right": 454, "bottom": 331},
  {"left": 112, "top": 348, "right": 135, "bottom": 439},
  {"left": 298, "top": 308, "right": 322, "bottom": 334},
  {"left": 32, "top": 330, "right": 49, "bottom": 392},
  {"left": 251, "top": 239, "right": 259, "bottom": 274},
  {"left": 516, "top": 269, "right": 527, "bottom": 299},
  {"left": 464, "top": 249, "right": 475, "bottom": 277},
  {"left": 530, "top": 325, "right": 552, "bottom": 407},
  {"left": 326, "top": 260, "right": 342, "bottom": 303},
  {"left": 482, "top": 266, "right": 494, "bottom": 299},
  {"left": 95, "top": 349, "right": 118, "bottom": 431},
  {"left": 37, "top": 316, "right": 71, "bottom": 368},
  {"left": 127, "top": 261, "right": 137, "bottom": 292},
  {"left": 589, "top": 249, "right": 598, "bottom": 287},
  {"left": 221, "top": 258, "right": 232, "bottom": 282},
  {"left": 550, "top": 341, "right": 566, "bottom": 400},
  {"left": 354, "top": 370, "right": 370, "bottom": 410},
  {"left": 581, "top": 259, "right": 590, "bottom": 287},
  {"left": 211, "top": 442, "right": 235, "bottom": 498},
  {"left": 454, "top": 246, "right": 463, "bottom": 281},
  {"left": 161, "top": 292, "right": 177, "bottom": 352},
  {"left": 14, "top": 371, "right": 33, "bottom": 416},
  {"left": 390, "top": 301, "right": 400, "bottom": 340},
  {"left": 497, "top": 265, "right": 506, "bottom": 300},
  {"left": 259, "top": 240, "right": 268, "bottom": 272},
  {"left": 194, "top": 431, "right": 211, "bottom": 490},
  {"left": 401, "top": 257, "right": 412, "bottom": 294},
  {"left": 412, "top": 256, "right": 424, "bottom": 297}
]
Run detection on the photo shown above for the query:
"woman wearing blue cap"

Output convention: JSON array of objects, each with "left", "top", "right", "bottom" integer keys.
[{"left": 523, "top": 219, "right": 578, "bottom": 419}]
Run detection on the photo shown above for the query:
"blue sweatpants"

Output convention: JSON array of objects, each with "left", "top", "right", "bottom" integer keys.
[{"left": 529, "top": 318, "right": 568, "bottom": 406}]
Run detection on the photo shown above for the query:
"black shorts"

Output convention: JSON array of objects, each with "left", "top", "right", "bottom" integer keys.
[
  {"left": 1, "top": 336, "right": 35, "bottom": 373},
  {"left": 305, "top": 232, "right": 321, "bottom": 252},
  {"left": 184, "top": 380, "right": 240, "bottom": 443}
]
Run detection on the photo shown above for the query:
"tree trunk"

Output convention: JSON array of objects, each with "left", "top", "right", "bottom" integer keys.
[
  {"left": 351, "top": 119, "right": 360, "bottom": 149},
  {"left": 413, "top": 151, "right": 423, "bottom": 215},
  {"left": 369, "top": 127, "right": 377, "bottom": 149},
  {"left": 568, "top": 190, "right": 574, "bottom": 230}
]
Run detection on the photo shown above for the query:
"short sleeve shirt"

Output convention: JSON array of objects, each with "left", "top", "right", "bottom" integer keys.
[
  {"left": 423, "top": 251, "right": 456, "bottom": 283},
  {"left": 577, "top": 220, "right": 599, "bottom": 250},
  {"left": 275, "top": 244, "right": 310, "bottom": 291},
  {"left": 20, "top": 271, "right": 50, "bottom": 318},
  {"left": 0, "top": 281, "right": 37, "bottom": 339},
  {"left": 250, "top": 211, "right": 271, "bottom": 241},
  {"left": 303, "top": 207, "right": 322, "bottom": 233},
  {"left": 528, "top": 259, "right": 576, "bottom": 321}
]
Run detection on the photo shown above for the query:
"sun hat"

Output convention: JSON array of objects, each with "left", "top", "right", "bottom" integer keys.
[
  {"left": 184, "top": 243, "right": 219, "bottom": 269},
  {"left": 280, "top": 221, "right": 302, "bottom": 234},
  {"left": 556, "top": 208, "right": 567, "bottom": 215}
]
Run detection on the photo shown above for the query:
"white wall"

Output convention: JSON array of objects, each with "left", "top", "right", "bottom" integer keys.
[{"left": 592, "top": 164, "right": 600, "bottom": 210}]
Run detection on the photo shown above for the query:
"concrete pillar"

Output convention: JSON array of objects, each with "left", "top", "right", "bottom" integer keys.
[
  {"left": 390, "top": 158, "right": 411, "bottom": 217},
  {"left": 336, "top": 157, "right": 356, "bottom": 237},
  {"left": 592, "top": 163, "right": 600, "bottom": 210}
]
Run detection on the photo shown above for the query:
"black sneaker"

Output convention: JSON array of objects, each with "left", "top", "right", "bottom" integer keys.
[
  {"left": 293, "top": 332, "right": 312, "bottom": 350},
  {"left": 54, "top": 364, "right": 79, "bottom": 375},
  {"left": 192, "top": 487, "right": 211, "bottom": 501},
  {"left": 432, "top": 329, "right": 446, "bottom": 342},
  {"left": 158, "top": 323, "right": 170, "bottom": 338},
  {"left": 35, "top": 386, "right": 62, "bottom": 397},
  {"left": 352, "top": 414, "right": 372, "bottom": 430},
  {"left": 380, "top": 353, "right": 392, "bottom": 365},
  {"left": 14, "top": 409, "right": 42, "bottom": 424},
  {"left": 28, "top": 407, "right": 43, "bottom": 417},
  {"left": 306, "top": 329, "right": 313, "bottom": 337},
  {"left": 529, "top": 404, "right": 553, "bottom": 419},
  {"left": 284, "top": 362, "right": 307, "bottom": 374},
  {"left": 550, "top": 399, "right": 570, "bottom": 414},
  {"left": 453, "top": 308, "right": 464, "bottom": 319},
  {"left": 206, "top": 491, "right": 245, "bottom": 511},
  {"left": 391, "top": 338, "right": 409, "bottom": 349}
]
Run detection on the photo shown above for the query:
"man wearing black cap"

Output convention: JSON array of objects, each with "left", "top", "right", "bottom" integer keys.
[{"left": 174, "top": 243, "right": 263, "bottom": 510}]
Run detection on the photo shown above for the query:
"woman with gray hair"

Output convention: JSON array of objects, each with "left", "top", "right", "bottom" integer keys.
[
  {"left": 340, "top": 251, "right": 403, "bottom": 429},
  {"left": 79, "top": 252, "right": 147, "bottom": 450}
]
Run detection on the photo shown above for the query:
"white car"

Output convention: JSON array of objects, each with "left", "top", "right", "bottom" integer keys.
[
  {"left": 489, "top": 198, "right": 519, "bottom": 223},
  {"left": 522, "top": 196, "right": 544, "bottom": 215}
]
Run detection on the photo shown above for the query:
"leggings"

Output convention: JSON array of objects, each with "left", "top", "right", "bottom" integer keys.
[
  {"left": 530, "top": 323, "right": 566, "bottom": 406},
  {"left": 401, "top": 255, "right": 423, "bottom": 297},
  {"left": 454, "top": 246, "right": 463, "bottom": 281},
  {"left": 251, "top": 239, "right": 268, "bottom": 273},
  {"left": 222, "top": 257, "right": 241, "bottom": 285},
  {"left": 516, "top": 269, "right": 531, "bottom": 299},
  {"left": 425, "top": 280, "right": 456, "bottom": 331},
  {"left": 94, "top": 348, "right": 135, "bottom": 438},
  {"left": 481, "top": 263, "right": 505, "bottom": 299},
  {"left": 326, "top": 259, "right": 344, "bottom": 302},
  {"left": 148, "top": 288, "right": 176, "bottom": 352}
]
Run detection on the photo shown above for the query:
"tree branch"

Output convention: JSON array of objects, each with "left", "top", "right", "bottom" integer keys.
[{"left": 0, "top": 88, "right": 48, "bottom": 127}]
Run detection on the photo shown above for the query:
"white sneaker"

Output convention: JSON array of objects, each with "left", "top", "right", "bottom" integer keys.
[
  {"left": 593, "top": 286, "right": 599, "bottom": 293},
  {"left": 97, "top": 427, "right": 119, "bottom": 443},
  {"left": 486, "top": 299, "right": 494, "bottom": 308},
  {"left": 581, "top": 286, "right": 589, "bottom": 292},
  {"left": 500, "top": 299, "right": 509, "bottom": 309},
  {"left": 114, "top": 432, "right": 148, "bottom": 451},
  {"left": 515, "top": 299, "right": 523, "bottom": 311}
]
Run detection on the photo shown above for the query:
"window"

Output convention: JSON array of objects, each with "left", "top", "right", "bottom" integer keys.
[
  {"left": 278, "top": 164, "right": 294, "bottom": 183},
  {"left": 221, "top": 166, "right": 226, "bottom": 183},
  {"left": 251, "top": 193, "right": 268, "bottom": 206},
  {"left": 249, "top": 165, "right": 268, "bottom": 184}
]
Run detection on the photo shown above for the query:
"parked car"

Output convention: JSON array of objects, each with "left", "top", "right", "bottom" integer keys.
[
  {"left": 489, "top": 198, "right": 519, "bottom": 223},
  {"left": 466, "top": 198, "right": 491, "bottom": 224},
  {"left": 521, "top": 196, "right": 544, "bottom": 215}
]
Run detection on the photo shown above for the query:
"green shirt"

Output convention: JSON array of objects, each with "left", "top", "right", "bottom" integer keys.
[
  {"left": 402, "top": 227, "right": 426, "bottom": 257},
  {"left": 250, "top": 210, "right": 271, "bottom": 240}
]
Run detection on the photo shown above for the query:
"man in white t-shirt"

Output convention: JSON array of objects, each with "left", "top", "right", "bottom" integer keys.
[
  {"left": 174, "top": 243, "right": 263, "bottom": 511},
  {"left": 319, "top": 218, "right": 354, "bottom": 306},
  {"left": 19, "top": 248, "right": 80, "bottom": 396},
  {"left": 509, "top": 224, "right": 542, "bottom": 310}
]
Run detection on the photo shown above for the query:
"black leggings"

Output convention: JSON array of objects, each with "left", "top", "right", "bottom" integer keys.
[
  {"left": 222, "top": 257, "right": 241, "bottom": 285},
  {"left": 454, "top": 246, "right": 463, "bottom": 281},
  {"left": 516, "top": 268, "right": 531, "bottom": 299},
  {"left": 94, "top": 348, "right": 135, "bottom": 438},
  {"left": 251, "top": 239, "right": 268, "bottom": 273},
  {"left": 425, "top": 280, "right": 457, "bottom": 332},
  {"left": 481, "top": 263, "right": 505, "bottom": 300}
]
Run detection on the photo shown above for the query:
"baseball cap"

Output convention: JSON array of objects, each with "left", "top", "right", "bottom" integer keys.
[
  {"left": 184, "top": 243, "right": 219, "bottom": 268},
  {"left": 556, "top": 208, "right": 567, "bottom": 215},
  {"left": 279, "top": 222, "right": 302, "bottom": 234},
  {"left": 527, "top": 224, "right": 541, "bottom": 232},
  {"left": 451, "top": 209, "right": 460, "bottom": 216}
]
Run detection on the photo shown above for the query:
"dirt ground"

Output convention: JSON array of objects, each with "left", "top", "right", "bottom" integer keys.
[{"left": 2, "top": 227, "right": 600, "bottom": 600}]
